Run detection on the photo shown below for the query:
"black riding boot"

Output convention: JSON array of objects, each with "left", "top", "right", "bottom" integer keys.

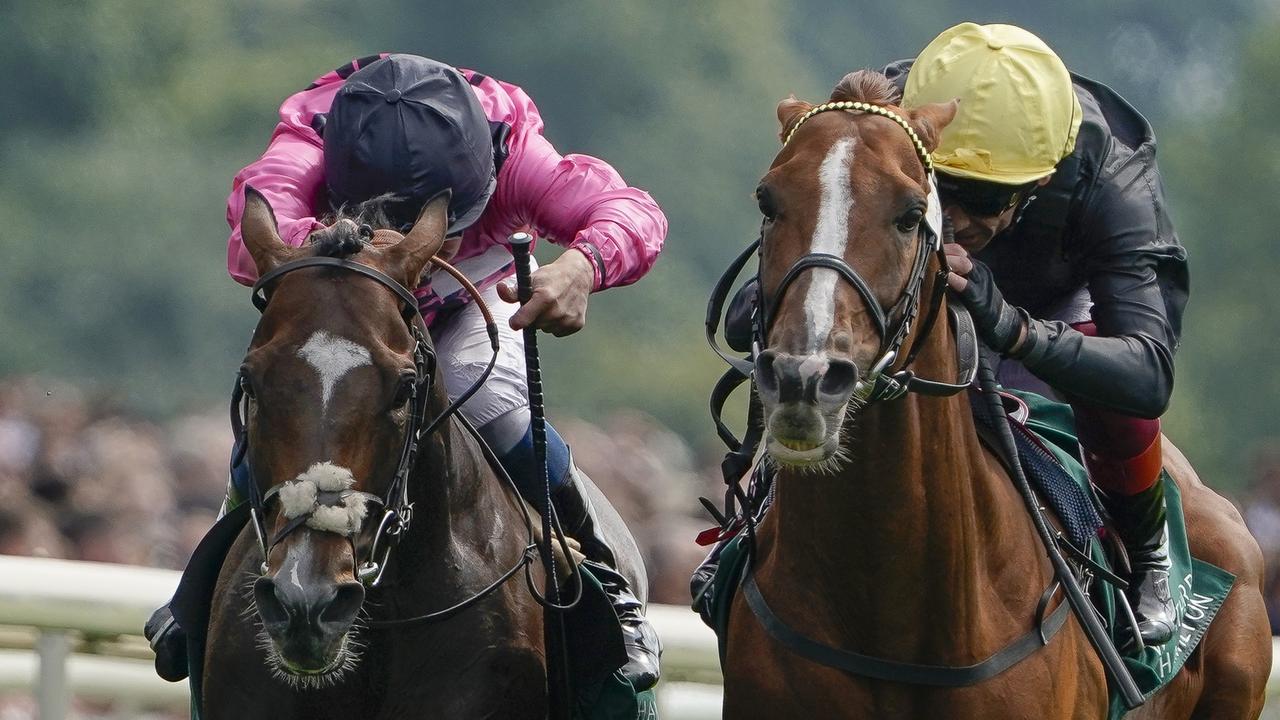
[
  {"left": 145, "top": 603, "right": 189, "bottom": 681},
  {"left": 1103, "top": 480, "right": 1177, "bottom": 647},
  {"left": 689, "top": 541, "right": 726, "bottom": 627},
  {"left": 144, "top": 479, "right": 245, "bottom": 682},
  {"left": 552, "top": 464, "right": 662, "bottom": 691}
]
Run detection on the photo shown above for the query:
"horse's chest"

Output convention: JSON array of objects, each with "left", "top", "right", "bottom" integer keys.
[
  {"left": 346, "top": 640, "right": 544, "bottom": 719},
  {"left": 723, "top": 595, "right": 1105, "bottom": 720}
]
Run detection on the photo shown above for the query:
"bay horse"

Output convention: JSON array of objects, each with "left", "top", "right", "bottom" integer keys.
[
  {"left": 721, "top": 70, "right": 1270, "bottom": 718},
  {"left": 200, "top": 190, "right": 549, "bottom": 718}
]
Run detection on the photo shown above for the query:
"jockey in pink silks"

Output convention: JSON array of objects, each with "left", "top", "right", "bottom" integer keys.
[{"left": 147, "top": 53, "right": 666, "bottom": 690}]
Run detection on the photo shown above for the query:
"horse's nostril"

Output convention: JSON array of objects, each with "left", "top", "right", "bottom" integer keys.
[
  {"left": 320, "top": 582, "right": 365, "bottom": 628},
  {"left": 755, "top": 350, "right": 780, "bottom": 397},
  {"left": 253, "top": 576, "right": 290, "bottom": 627},
  {"left": 820, "top": 359, "right": 859, "bottom": 398}
]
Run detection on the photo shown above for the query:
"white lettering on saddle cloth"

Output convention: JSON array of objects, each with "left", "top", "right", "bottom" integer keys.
[
  {"left": 1153, "top": 571, "right": 1204, "bottom": 678},
  {"left": 277, "top": 462, "right": 370, "bottom": 536},
  {"left": 297, "top": 330, "right": 372, "bottom": 413}
]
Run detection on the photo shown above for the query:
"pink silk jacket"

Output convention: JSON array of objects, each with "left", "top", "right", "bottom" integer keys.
[{"left": 226, "top": 55, "right": 667, "bottom": 325}]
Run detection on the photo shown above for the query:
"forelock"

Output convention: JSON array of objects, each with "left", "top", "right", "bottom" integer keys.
[{"left": 830, "top": 70, "right": 902, "bottom": 106}]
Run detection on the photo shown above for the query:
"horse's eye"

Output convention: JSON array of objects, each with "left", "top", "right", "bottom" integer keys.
[
  {"left": 393, "top": 374, "right": 416, "bottom": 407},
  {"left": 239, "top": 372, "right": 256, "bottom": 399},
  {"left": 896, "top": 208, "right": 924, "bottom": 234}
]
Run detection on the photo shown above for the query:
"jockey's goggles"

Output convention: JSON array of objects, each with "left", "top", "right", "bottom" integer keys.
[{"left": 936, "top": 174, "right": 1036, "bottom": 218}]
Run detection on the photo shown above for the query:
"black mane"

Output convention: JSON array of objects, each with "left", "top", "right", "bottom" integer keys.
[{"left": 313, "top": 193, "right": 412, "bottom": 259}]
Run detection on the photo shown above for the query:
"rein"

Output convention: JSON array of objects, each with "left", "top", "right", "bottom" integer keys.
[{"left": 238, "top": 253, "right": 551, "bottom": 629}]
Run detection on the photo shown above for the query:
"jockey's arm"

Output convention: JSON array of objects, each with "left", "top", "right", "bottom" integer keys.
[
  {"left": 487, "top": 99, "right": 667, "bottom": 335},
  {"left": 225, "top": 82, "right": 342, "bottom": 286},
  {"left": 1014, "top": 159, "right": 1187, "bottom": 419}
]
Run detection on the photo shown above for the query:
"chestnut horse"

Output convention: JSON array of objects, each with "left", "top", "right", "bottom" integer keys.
[
  {"left": 721, "top": 71, "right": 1270, "bottom": 718},
  {"left": 200, "top": 190, "right": 549, "bottom": 718}
]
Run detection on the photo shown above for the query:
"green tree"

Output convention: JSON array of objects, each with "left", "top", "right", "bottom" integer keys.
[{"left": 1160, "top": 21, "right": 1280, "bottom": 490}]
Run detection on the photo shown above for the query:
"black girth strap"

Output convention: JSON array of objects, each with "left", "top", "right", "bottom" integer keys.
[{"left": 741, "top": 570, "right": 1071, "bottom": 686}]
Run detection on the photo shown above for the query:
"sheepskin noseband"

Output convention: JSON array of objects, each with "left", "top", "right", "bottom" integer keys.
[{"left": 277, "top": 462, "right": 372, "bottom": 536}]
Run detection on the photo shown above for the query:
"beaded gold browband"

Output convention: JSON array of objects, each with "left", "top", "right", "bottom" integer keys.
[{"left": 783, "top": 100, "right": 933, "bottom": 172}]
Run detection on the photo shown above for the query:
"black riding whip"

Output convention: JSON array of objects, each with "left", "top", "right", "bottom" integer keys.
[
  {"left": 975, "top": 354, "right": 1145, "bottom": 709},
  {"left": 509, "top": 232, "right": 574, "bottom": 720}
]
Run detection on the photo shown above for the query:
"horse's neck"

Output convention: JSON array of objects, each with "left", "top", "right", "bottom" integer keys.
[
  {"left": 758, "top": 314, "right": 1046, "bottom": 659},
  {"left": 382, "top": 389, "right": 520, "bottom": 592}
]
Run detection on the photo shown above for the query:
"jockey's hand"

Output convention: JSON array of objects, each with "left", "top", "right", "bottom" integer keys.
[
  {"left": 956, "top": 258, "right": 1029, "bottom": 356},
  {"left": 496, "top": 249, "right": 594, "bottom": 336},
  {"left": 943, "top": 241, "right": 974, "bottom": 292}
]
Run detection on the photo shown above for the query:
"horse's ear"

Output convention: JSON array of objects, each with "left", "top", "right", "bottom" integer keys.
[
  {"left": 776, "top": 96, "right": 813, "bottom": 143},
  {"left": 388, "top": 191, "right": 450, "bottom": 289},
  {"left": 907, "top": 100, "right": 959, "bottom": 153},
  {"left": 240, "top": 186, "right": 298, "bottom": 274}
]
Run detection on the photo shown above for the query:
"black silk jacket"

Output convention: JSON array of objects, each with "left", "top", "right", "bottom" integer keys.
[{"left": 885, "top": 61, "right": 1189, "bottom": 419}]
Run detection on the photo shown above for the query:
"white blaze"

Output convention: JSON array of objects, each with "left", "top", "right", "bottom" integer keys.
[
  {"left": 804, "top": 138, "right": 856, "bottom": 351},
  {"left": 296, "top": 331, "right": 372, "bottom": 412}
]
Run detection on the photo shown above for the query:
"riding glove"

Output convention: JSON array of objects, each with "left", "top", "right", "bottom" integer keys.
[
  {"left": 957, "top": 259, "right": 1035, "bottom": 358},
  {"left": 957, "top": 257, "right": 1175, "bottom": 419}
]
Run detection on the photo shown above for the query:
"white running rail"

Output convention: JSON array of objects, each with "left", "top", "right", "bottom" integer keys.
[
  {"left": 0, "top": 554, "right": 724, "bottom": 719},
  {"left": 5, "top": 554, "right": 1279, "bottom": 719}
]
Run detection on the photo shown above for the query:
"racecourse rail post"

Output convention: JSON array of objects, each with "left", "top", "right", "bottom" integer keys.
[
  {"left": 36, "top": 629, "right": 72, "bottom": 720},
  {"left": 509, "top": 231, "right": 574, "bottom": 720}
]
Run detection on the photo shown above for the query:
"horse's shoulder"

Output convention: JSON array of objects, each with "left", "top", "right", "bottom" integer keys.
[{"left": 1163, "top": 437, "right": 1265, "bottom": 587}]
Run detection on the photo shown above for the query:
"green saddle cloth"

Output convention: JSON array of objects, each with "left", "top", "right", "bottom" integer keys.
[
  {"left": 707, "top": 390, "right": 1236, "bottom": 719},
  {"left": 1011, "top": 390, "right": 1234, "bottom": 719}
]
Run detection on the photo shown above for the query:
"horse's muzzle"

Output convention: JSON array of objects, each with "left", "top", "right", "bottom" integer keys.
[
  {"left": 755, "top": 349, "right": 858, "bottom": 465},
  {"left": 254, "top": 575, "right": 365, "bottom": 673}
]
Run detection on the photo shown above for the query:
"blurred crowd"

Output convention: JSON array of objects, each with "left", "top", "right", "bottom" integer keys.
[
  {"left": 0, "top": 375, "right": 720, "bottom": 602},
  {"left": 0, "top": 377, "right": 228, "bottom": 571}
]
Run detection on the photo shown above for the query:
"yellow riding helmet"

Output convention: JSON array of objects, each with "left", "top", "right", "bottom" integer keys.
[{"left": 904, "top": 23, "right": 1083, "bottom": 185}]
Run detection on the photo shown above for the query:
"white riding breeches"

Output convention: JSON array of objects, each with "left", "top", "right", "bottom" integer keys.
[{"left": 429, "top": 270, "right": 532, "bottom": 454}]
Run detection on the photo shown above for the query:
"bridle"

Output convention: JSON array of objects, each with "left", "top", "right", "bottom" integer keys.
[
  {"left": 707, "top": 100, "right": 975, "bottom": 418},
  {"left": 704, "top": 100, "right": 978, "bottom": 518},
  {"left": 235, "top": 256, "right": 441, "bottom": 589},
  {"left": 235, "top": 250, "right": 578, "bottom": 632},
  {"left": 701, "top": 102, "right": 1079, "bottom": 690},
  {"left": 236, "top": 254, "right": 548, "bottom": 607},
  {"left": 768, "top": 101, "right": 980, "bottom": 402}
]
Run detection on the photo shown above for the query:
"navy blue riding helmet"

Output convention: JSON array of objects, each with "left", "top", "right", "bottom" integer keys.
[{"left": 323, "top": 54, "right": 496, "bottom": 234}]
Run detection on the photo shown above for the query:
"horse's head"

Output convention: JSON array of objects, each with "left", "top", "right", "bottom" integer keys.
[
  {"left": 754, "top": 71, "right": 956, "bottom": 469},
  {"left": 236, "top": 187, "right": 448, "bottom": 684}
]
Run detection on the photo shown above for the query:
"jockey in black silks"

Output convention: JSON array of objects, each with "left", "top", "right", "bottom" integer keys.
[{"left": 693, "top": 23, "right": 1188, "bottom": 649}]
